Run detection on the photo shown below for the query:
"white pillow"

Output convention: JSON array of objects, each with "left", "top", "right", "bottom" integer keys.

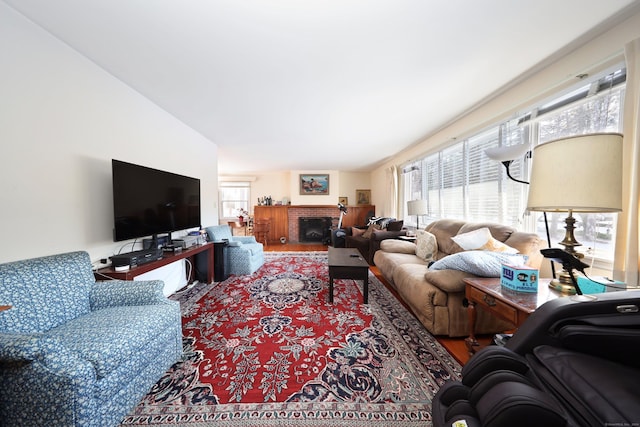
[
  {"left": 452, "top": 227, "right": 518, "bottom": 254},
  {"left": 416, "top": 230, "right": 438, "bottom": 261},
  {"left": 429, "top": 251, "right": 526, "bottom": 277}
]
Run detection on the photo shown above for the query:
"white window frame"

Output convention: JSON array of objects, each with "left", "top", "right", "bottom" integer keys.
[{"left": 218, "top": 181, "right": 251, "bottom": 221}]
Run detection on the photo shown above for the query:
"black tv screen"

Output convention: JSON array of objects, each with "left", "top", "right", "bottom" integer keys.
[{"left": 112, "top": 159, "right": 201, "bottom": 242}]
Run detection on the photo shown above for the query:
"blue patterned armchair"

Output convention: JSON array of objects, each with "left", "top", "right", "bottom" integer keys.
[
  {"left": 205, "top": 224, "right": 265, "bottom": 275},
  {"left": 0, "top": 251, "right": 183, "bottom": 427}
]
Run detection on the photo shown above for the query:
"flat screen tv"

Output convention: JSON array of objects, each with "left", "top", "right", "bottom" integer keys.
[{"left": 112, "top": 159, "right": 201, "bottom": 242}]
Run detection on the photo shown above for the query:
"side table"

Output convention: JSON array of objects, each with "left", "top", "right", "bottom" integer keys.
[
  {"left": 464, "top": 277, "right": 558, "bottom": 354},
  {"left": 213, "top": 240, "right": 229, "bottom": 282}
]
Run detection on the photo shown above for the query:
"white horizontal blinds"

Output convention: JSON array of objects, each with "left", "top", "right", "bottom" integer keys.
[
  {"left": 503, "top": 121, "right": 530, "bottom": 225},
  {"left": 467, "top": 127, "right": 500, "bottom": 222},
  {"left": 425, "top": 155, "right": 440, "bottom": 218},
  {"left": 440, "top": 144, "right": 465, "bottom": 219},
  {"left": 219, "top": 181, "right": 250, "bottom": 219}
]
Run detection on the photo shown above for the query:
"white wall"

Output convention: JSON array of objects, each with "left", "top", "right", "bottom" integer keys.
[
  {"left": 251, "top": 171, "right": 291, "bottom": 208},
  {"left": 0, "top": 4, "right": 219, "bottom": 264},
  {"left": 224, "top": 170, "right": 372, "bottom": 216},
  {"left": 337, "top": 171, "right": 371, "bottom": 208}
]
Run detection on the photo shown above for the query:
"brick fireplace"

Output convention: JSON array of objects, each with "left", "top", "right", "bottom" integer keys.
[
  {"left": 298, "top": 217, "right": 332, "bottom": 243},
  {"left": 288, "top": 207, "right": 339, "bottom": 243}
]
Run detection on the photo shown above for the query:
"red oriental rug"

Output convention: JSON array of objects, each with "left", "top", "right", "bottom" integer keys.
[{"left": 120, "top": 252, "right": 461, "bottom": 426}]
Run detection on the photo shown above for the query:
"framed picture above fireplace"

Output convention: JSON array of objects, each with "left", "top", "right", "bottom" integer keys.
[{"left": 300, "top": 174, "right": 329, "bottom": 195}]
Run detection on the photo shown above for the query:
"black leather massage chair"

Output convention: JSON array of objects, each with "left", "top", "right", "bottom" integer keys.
[{"left": 432, "top": 290, "right": 640, "bottom": 427}]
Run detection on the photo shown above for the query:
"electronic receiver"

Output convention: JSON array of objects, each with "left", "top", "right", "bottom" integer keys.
[{"left": 110, "top": 248, "right": 163, "bottom": 269}]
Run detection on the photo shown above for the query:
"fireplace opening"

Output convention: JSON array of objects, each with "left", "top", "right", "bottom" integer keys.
[{"left": 299, "top": 217, "right": 332, "bottom": 244}]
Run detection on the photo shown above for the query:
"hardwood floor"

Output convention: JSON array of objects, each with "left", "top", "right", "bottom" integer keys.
[{"left": 263, "top": 242, "right": 491, "bottom": 365}]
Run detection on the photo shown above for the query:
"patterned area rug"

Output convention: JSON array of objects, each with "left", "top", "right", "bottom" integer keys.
[{"left": 120, "top": 252, "right": 461, "bottom": 426}]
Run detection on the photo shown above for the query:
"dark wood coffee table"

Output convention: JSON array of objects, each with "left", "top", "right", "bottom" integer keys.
[{"left": 328, "top": 247, "right": 370, "bottom": 303}]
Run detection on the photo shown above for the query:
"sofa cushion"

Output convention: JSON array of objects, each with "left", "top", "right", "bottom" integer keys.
[
  {"left": 373, "top": 251, "right": 427, "bottom": 286},
  {"left": 47, "top": 304, "right": 179, "bottom": 379},
  {"left": 457, "top": 222, "right": 517, "bottom": 247},
  {"left": 416, "top": 230, "right": 438, "bottom": 261},
  {"left": 452, "top": 227, "right": 519, "bottom": 254},
  {"left": 380, "top": 239, "right": 416, "bottom": 254},
  {"left": 423, "top": 269, "right": 471, "bottom": 293},
  {"left": 429, "top": 251, "right": 526, "bottom": 277},
  {"left": 425, "top": 219, "right": 468, "bottom": 257}
]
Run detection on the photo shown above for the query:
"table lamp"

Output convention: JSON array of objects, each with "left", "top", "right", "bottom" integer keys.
[
  {"left": 407, "top": 199, "right": 429, "bottom": 230},
  {"left": 526, "top": 133, "right": 623, "bottom": 289}
]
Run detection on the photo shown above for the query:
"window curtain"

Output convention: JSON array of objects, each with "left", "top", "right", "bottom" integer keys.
[
  {"left": 386, "top": 165, "right": 398, "bottom": 218},
  {"left": 614, "top": 38, "right": 640, "bottom": 287}
]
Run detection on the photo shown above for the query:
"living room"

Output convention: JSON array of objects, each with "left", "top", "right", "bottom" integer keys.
[{"left": 3, "top": 2, "right": 640, "bottom": 426}]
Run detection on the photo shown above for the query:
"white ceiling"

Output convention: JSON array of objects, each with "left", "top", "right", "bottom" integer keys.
[{"left": 5, "top": 0, "right": 639, "bottom": 174}]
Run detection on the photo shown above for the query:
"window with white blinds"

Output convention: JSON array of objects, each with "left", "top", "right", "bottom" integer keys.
[
  {"left": 401, "top": 67, "right": 625, "bottom": 262},
  {"left": 404, "top": 122, "right": 530, "bottom": 228}
]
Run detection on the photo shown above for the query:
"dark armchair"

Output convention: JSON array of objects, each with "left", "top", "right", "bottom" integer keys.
[{"left": 345, "top": 219, "right": 406, "bottom": 265}]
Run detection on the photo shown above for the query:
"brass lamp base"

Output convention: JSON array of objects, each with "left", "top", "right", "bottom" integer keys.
[
  {"left": 548, "top": 210, "right": 583, "bottom": 293},
  {"left": 549, "top": 277, "right": 577, "bottom": 295}
]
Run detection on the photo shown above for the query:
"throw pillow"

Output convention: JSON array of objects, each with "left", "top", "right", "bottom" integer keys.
[
  {"left": 387, "top": 220, "right": 404, "bottom": 231},
  {"left": 362, "top": 224, "right": 381, "bottom": 239},
  {"left": 351, "top": 227, "right": 366, "bottom": 238},
  {"left": 428, "top": 251, "right": 526, "bottom": 277},
  {"left": 452, "top": 227, "right": 519, "bottom": 254},
  {"left": 415, "top": 230, "right": 438, "bottom": 261},
  {"left": 376, "top": 217, "right": 395, "bottom": 229}
]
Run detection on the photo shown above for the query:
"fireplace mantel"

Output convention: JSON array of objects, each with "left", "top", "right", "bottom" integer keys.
[{"left": 253, "top": 205, "right": 375, "bottom": 244}]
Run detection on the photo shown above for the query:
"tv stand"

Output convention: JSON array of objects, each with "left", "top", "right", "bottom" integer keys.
[{"left": 95, "top": 242, "right": 214, "bottom": 284}]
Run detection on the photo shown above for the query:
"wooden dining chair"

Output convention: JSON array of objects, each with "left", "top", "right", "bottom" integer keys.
[{"left": 252, "top": 219, "right": 271, "bottom": 246}]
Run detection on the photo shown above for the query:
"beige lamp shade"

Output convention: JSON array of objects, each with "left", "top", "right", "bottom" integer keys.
[
  {"left": 407, "top": 199, "right": 429, "bottom": 216},
  {"left": 527, "top": 133, "right": 623, "bottom": 213}
]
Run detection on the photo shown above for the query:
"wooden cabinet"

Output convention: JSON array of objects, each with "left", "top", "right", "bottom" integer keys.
[{"left": 254, "top": 205, "right": 289, "bottom": 244}]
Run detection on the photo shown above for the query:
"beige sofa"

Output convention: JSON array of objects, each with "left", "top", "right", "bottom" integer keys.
[{"left": 373, "top": 219, "right": 544, "bottom": 337}]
